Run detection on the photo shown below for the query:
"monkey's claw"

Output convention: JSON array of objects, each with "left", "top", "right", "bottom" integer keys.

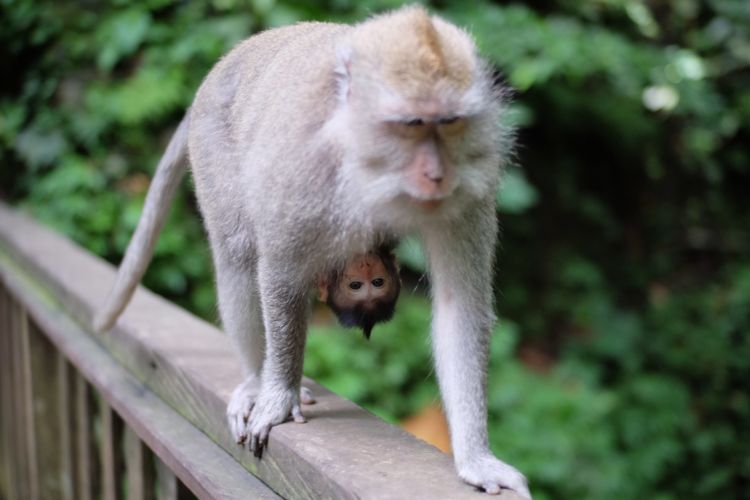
[
  {"left": 458, "top": 454, "right": 531, "bottom": 498},
  {"left": 249, "top": 425, "right": 270, "bottom": 458}
]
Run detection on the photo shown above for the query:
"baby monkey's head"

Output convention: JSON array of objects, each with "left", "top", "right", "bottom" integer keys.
[{"left": 319, "top": 246, "right": 401, "bottom": 339}]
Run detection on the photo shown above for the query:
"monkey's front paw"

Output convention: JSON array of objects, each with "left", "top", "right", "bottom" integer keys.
[
  {"left": 246, "top": 386, "right": 306, "bottom": 458},
  {"left": 458, "top": 454, "right": 531, "bottom": 498},
  {"left": 227, "top": 376, "right": 261, "bottom": 445}
]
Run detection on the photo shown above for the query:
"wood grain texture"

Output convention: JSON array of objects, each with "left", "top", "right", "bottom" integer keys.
[{"left": 0, "top": 203, "right": 525, "bottom": 500}]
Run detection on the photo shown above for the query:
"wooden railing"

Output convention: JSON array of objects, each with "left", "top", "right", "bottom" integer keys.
[{"left": 0, "top": 204, "right": 503, "bottom": 499}]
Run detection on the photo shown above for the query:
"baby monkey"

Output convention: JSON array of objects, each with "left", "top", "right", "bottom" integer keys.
[{"left": 318, "top": 245, "right": 401, "bottom": 339}]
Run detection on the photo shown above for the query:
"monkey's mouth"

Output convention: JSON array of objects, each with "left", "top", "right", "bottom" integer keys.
[
  {"left": 406, "top": 195, "right": 445, "bottom": 211},
  {"left": 403, "top": 188, "right": 454, "bottom": 211},
  {"left": 416, "top": 199, "right": 443, "bottom": 210}
]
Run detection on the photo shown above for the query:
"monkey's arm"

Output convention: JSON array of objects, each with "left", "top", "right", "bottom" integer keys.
[
  {"left": 422, "top": 202, "right": 530, "bottom": 499},
  {"left": 242, "top": 255, "right": 310, "bottom": 457}
]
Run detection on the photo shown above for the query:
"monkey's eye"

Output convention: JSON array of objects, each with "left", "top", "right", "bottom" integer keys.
[
  {"left": 437, "top": 116, "right": 466, "bottom": 137},
  {"left": 371, "top": 278, "right": 385, "bottom": 288},
  {"left": 348, "top": 281, "right": 363, "bottom": 290},
  {"left": 438, "top": 116, "right": 459, "bottom": 124},
  {"left": 404, "top": 118, "right": 425, "bottom": 127}
]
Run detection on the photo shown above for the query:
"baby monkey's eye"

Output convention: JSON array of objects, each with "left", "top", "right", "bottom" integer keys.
[
  {"left": 348, "top": 281, "right": 363, "bottom": 290},
  {"left": 404, "top": 118, "right": 425, "bottom": 127},
  {"left": 371, "top": 278, "right": 385, "bottom": 288}
]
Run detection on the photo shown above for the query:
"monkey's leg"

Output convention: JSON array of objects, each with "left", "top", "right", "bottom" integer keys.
[
  {"left": 422, "top": 210, "right": 531, "bottom": 499},
  {"left": 214, "top": 251, "right": 267, "bottom": 444},
  {"left": 245, "top": 258, "right": 309, "bottom": 458}
]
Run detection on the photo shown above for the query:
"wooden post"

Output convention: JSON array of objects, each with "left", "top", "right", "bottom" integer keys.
[
  {"left": 9, "top": 294, "right": 30, "bottom": 500},
  {"left": 57, "top": 355, "right": 76, "bottom": 500},
  {"left": 19, "top": 304, "right": 39, "bottom": 500},
  {"left": 28, "top": 322, "right": 65, "bottom": 498},
  {"left": 124, "top": 426, "right": 155, "bottom": 500},
  {"left": 100, "top": 401, "right": 124, "bottom": 500},
  {"left": 0, "top": 285, "right": 18, "bottom": 499},
  {"left": 155, "top": 458, "right": 178, "bottom": 500},
  {"left": 75, "top": 374, "right": 96, "bottom": 500}
]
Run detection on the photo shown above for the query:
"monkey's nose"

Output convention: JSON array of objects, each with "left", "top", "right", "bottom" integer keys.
[{"left": 424, "top": 171, "right": 444, "bottom": 184}]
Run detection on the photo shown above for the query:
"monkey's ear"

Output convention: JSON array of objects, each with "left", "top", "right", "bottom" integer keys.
[{"left": 334, "top": 44, "right": 353, "bottom": 102}]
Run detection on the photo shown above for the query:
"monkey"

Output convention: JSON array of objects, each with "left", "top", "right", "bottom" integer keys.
[
  {"left": 93, "top": 6, "right": 530, "bottom": 497},
  {"left": 318, "top": 244, "right": 401, "bottom": 339}
]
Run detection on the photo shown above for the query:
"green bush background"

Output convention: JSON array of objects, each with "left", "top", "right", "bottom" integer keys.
[{"left": 2, "top": 0, "right": 748, "bottom": 498}]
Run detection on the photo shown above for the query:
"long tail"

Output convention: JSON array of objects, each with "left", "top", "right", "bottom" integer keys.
[{"left": 93, "top": 116, "right": 190, "bottom": 332}]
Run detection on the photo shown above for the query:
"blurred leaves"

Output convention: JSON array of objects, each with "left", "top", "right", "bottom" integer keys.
[
  {"left": 95, "top": 8, "right": 152, "bottom": 71},
  {"left": 497, "top": 167, "right": 539, "bottom": 214}
]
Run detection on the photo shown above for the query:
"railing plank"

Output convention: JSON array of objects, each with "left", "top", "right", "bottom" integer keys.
[{"left": 0, "top": 203, "right": 516, "bottom": 499}]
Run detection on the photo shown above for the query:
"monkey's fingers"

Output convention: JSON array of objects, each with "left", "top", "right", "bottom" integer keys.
[{"left": 229, "top": 404, "right": 253, "bottom": 445}]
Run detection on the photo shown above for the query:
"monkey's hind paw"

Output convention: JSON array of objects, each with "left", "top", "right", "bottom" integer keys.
[
  {"left": 458, "top": 454, "right": 531, "bottom": 498},
  {"left": 227, "top": 376, "right": 261, "bottom": 445},
  {"left": 300, "top": 386, "right": 315, "bottom": 405}
]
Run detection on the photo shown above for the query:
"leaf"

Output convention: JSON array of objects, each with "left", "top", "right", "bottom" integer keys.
[
  {"left": 496, "top": 167, "right": 539, "bottom": 214},
  {"left": 96, "top": 8, "right": 152, "bottom": 71}
]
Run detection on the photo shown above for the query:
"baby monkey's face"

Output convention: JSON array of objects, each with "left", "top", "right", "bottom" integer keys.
[
  {"left": 337, "top": 253, "right": 395, "bottom": 308},
  {"left": 318, "top": 249, "right": 401, "bottom": 339}
]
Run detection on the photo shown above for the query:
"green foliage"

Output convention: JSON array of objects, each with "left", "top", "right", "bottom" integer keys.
[{"left": 2, "top": 0, "right": 748, "bottom": 498}]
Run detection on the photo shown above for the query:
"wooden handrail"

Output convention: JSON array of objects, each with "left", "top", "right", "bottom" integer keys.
[{"left": 0, "top": 203, "right": 507, "bottom": 499}]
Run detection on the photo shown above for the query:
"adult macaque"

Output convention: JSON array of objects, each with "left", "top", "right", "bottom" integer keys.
[
  {"left": 318, "top": 244, "right": 401, "bottom": 339},
  {"left": 95, "top": 5, "right": 529, "bottom": 497}
]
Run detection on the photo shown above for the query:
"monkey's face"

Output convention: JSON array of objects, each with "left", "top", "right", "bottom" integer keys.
[{"left": 335, "top": 72, "right": 503, "bottom": 224}]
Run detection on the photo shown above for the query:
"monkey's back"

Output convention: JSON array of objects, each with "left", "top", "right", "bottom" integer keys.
[{"left": 188, "top": 23, "right": 353, "bottom": 263}]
